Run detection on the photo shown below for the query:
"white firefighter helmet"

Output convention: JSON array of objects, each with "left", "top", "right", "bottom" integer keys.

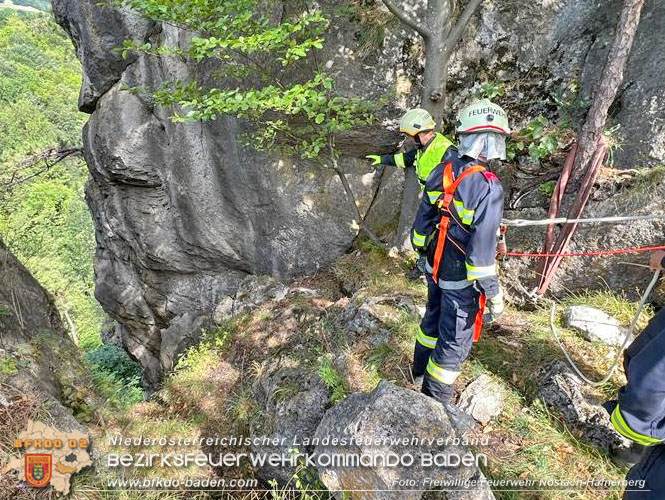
[{"left": 456, "top": 99, "right": 510, "bottom": 135}]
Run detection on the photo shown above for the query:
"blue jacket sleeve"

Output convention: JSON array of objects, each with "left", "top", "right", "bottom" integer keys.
[
  {"left": 381, "top": 148, "right": 417, "bottom": 169},
  {"left": 612, "top": 308, "right": 665, "bottom": 445},
  {"left": 460, "top": 173, "right": 504, "bottom": 298},
  {"left": 410, "top": 168, "right": 442, "bottom": 251}
]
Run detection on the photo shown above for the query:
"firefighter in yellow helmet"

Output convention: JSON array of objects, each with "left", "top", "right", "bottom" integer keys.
[{"left": 366, "top": 108, "right": 454, "bottom": 190}]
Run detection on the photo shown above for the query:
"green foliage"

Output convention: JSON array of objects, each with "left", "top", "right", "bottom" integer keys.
[
  {"left": 85, "top": 344, "right": 142, "bottom": 384},
  {"left": 85, "top": 345, "right": 144, "bottom": 409},
  {"left": 0, "top": 355, "right": 19, "bottom": 376},
  {"left": 507, "top": 115, "right": 570, "bottom": 161},
  {"left": 0, "top": 13, "right": 101, "bottom": 350},
  {"left": 550, "top": 80, "right": 587, "bottom": 129},
  {"left": 603, "top": 124, "right": 624, "bottom": 167},
  {"left": 317, "top": 357, "right": 347, "bottom": 403},
  {"left": 475, "top": 81, "right": 505, "bottom": 100},
  {"left": 0, "top": 166, "right": 103, "bottom": 350},
  {"left": 0, "top": 13, "right": 84, "bottom": 165},
  {"left": 109, "top": 0, "right": 379, "bottom": 163},
  {"left": 226, "top": 386, "right": 259, "bottom": 431},
  {"left": 538, "top": 180, "right": 556, "bottom": 198},
  {"left": 507, "top": 83, "right": 582, "bottom": 163},
  {"left": 173, "top": 326, "right": 234, "bottom": 374},
  {"left": 268, "top": 455, "right": 330, "bottom": 500}
]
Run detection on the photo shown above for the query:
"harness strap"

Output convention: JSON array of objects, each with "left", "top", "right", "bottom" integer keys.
[
  {"left": 431, "top": 163, "right": 486, "bottom": 281},
  {"left": 474, "top": 294, "right": 487, "bottom": 343}
]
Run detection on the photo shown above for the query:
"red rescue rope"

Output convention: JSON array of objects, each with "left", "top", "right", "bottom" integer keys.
[{"left": 503, "top": 245, "right": 665, "bottom": 258}]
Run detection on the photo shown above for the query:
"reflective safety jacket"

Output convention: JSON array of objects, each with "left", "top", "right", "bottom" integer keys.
[
  {"left": 611, "top": 307, "right": 665, "bottom": 447},
  {"left": 379, "top": 132, "right": 454, "bottom": 189},
  {"left": 411, "top": 148, "right": 504, "bottom": 298}
]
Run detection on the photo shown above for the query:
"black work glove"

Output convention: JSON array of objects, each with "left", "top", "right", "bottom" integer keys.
[{"left": 407, "top": 252, "right": 427, "bottom": 282}]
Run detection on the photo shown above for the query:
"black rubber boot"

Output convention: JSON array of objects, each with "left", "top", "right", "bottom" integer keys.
[
  {"left": 610, "top": 442, "right": 647, "bottom": 468},
  {"left": 442, "top": 401, "right": 476, "bottom": 435},
  {"left": 422, "top": 379, "right": 476, "bottom": 434}
]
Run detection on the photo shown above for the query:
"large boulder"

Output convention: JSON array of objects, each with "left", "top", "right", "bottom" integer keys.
[
  {"left": 314, "top": 381, "right": 495, "bottom": 500},
  {"left": 458, "top": 375, "right": 505, "bottom": 426},
  {"left": 251, "top": 366, "right": 330, "bottom": 485},
  {"left": 53, "top": 0, "right": 402, "bottom": 389}
]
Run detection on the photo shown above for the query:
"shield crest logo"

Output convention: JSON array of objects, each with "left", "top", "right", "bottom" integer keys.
[{"left": 25, "top": 454, "right": 52, "bottom": 487}]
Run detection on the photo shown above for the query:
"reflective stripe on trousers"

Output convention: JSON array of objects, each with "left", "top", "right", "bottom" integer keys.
[{"left": 413, "top": 274, "right": 481, "bottom": 403}]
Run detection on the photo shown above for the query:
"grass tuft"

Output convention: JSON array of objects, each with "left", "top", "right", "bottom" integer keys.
[{"left": 317, "top": 357, "right": 348, "bottom": 404}]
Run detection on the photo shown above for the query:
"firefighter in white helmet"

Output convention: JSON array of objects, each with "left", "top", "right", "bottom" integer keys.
[{"left": 410, "top": 99, "right": 509, "bottom": 432}]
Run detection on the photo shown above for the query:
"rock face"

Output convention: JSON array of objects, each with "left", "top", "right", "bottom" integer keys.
[
  {"left": 0, "top": 239, "right": 85, "bottom": 432},
  {"left": 447, "top": 0, "right": 665, "bottom": 167},
  {"left": 53, "top": 0, "right": 665, "bottom": 387},
  {"left": 563, "top": 306, "right": 629, "bottom": 346},
  {"left": 537, "top": 361, "right": 630, "bottom": 453},
  {"left": 214, "top": 275, "right": 290, "bottom": 325},
  {"left": 455, "top": 0, "right": 665, "bottom": 300},
  {"left": 314, "top": 381, "right": 495, "bottom": 500}
]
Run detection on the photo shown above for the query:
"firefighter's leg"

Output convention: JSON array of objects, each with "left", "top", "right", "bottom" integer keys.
[
  {"left": 623, "top": 444, "right": 665, "bottom": 499},
  {"left": 422, "top": 284, "right": 480, "bottom": 402},
  {"left": 412, "top": 274, "right": 441, "bottom": 378}
]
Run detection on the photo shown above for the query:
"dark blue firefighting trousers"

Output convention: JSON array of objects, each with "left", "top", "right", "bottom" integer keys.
[
  {"left": 624, "top": 444, "right": 665, "bottom": 499},
  {"left": 412, "top": 274, "right": 481, "bottom": 403}
]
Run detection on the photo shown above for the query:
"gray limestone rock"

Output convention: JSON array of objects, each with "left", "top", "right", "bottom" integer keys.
[
  {"left": 314, "top": 381, "right": 495, "bottom": 500},
  {"left": 251, "top": 366, "right": 330, "bottom": 486},
  {"left": 563, "top": 306, "right": 629, "bottom": 346},
  {"left": 213, "top": 275, "right": 290, "bottom": 324},
  {"left": 0, "top": 238, "right": 86, "bottom": 433}
]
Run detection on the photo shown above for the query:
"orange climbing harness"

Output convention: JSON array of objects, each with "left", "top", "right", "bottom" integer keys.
[{"left": 431, "top": 162, "right": 488, "bottom": 343}]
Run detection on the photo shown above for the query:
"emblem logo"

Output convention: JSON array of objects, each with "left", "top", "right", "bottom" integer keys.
[{"left": 25, "top": 454, "right": 52, "bottom": 488}]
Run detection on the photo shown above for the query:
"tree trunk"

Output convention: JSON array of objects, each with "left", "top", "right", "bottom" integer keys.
[
  {"left": 393, "top": 37, "right": 448, "bottom": 248},
  {"left": 570, "top": 0, "right": 645, "bottom": 184},
  {"left": 388, "top": 0, "right": 481, "bottom": 248},
  {"left": 421, "top": 38, "right": 448, "bottom": 123}
]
